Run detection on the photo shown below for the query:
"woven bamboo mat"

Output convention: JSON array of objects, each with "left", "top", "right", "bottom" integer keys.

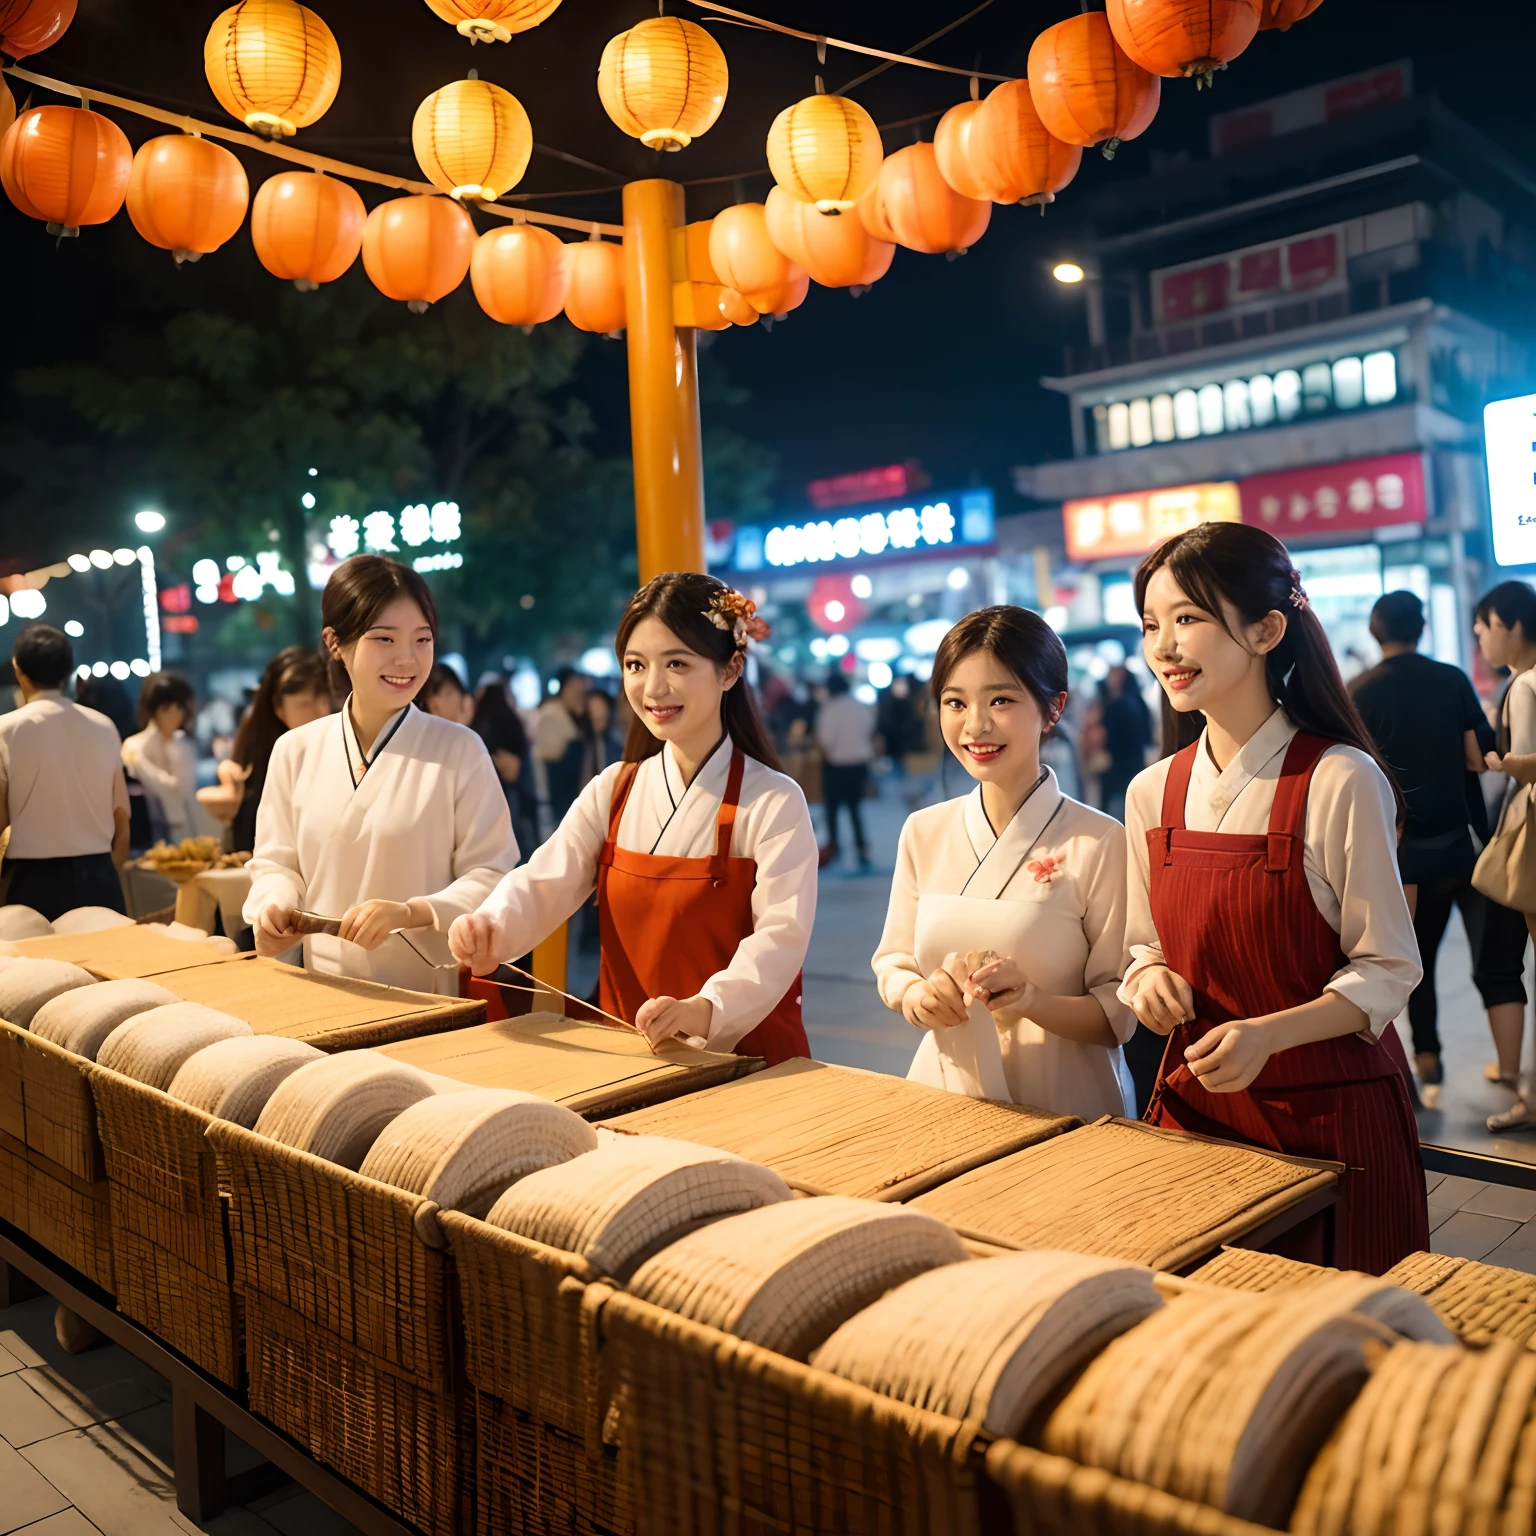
[
  {"left": 1189, "top": 1248, "right": 1338, "bottom": 1294},
  {"left": 599, "top": 1058, "right": 1078, "bottom": 1200},
  {"left": 380, "top": 1013, "right": 756, "bottom": 1117},
  {"left": 908, "top": 1119, "right": 1338, "bottom": 1271},
  {"left": 10, "top": 928, "right": 235, "bottom": 978},
  {"left": 1384, "top": 1251, "right": 1536, "bottom": 1350}
]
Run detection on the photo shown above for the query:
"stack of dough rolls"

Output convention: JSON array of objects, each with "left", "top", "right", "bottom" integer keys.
[
  {"left": 96, "top": 1003, "right": 253, "bottom": 1091},
  {"left": 0, "top": 958, "right": 97, "bottom": 1026},
  {"left": 166, "top": 1036, "right": 326, "bottom": 1129},
  {"left": 30, "top": 980, "right": 181, "bottom": 1059}
]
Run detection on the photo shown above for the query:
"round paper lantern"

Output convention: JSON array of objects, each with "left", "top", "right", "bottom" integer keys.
[
  {"left": 203, "top": 0, "right": 341, "bottom": 139},
  {"left": 250, "top": 170, "right": 364, "bottom": 288},
  {"left": 765, "top": 184, "right": 892, "bottom": 290},
  {"left": 413, "top": 78, "right": 531, "bottom": 203},
  {"left": 870, "top": 142, "right": 990, "bottom": 256},
  {"left": 972, "top": 81, "right": 1082, "bottom": 207},
  {"left": 563, "top": 238, "right": 626, "bottom": 334},
  {"left": 717, "top": 287, "right": 755, "bottom": 327},
  {"left": 745, "top": 267, "right": 808, "bottom": 318},
  {"left": 127, "top": 136, "right": 250, "bottom": 264},
  {"left": 362, "top": 194, "right": 475, "bottom": 312},
  {"left": 0, "top": 79, "right": 15, "bottom": 141},
  {"left": 0, "top": 0, "right": 76, "bottom": 59},
  {"left": 421, "top": 0, "right": 561, "bottom": 44},
  {"left": 1106, "top": 0, "right": 1260, "bottom": 85},
  {"left": 598, "top": 16, "right": 727, "bottom": 151},
  {"left": 470, "top": 223, "right": 568, "bottom": 326},
  {"left": 856, "top": 177, "right": 897, "bottom": 244},
  {"left": 767, "top": 93, "right": 882, "bottom": 214},
  {"left": 707, "top": 201, "right": 801, "bottom": 302},
  {"left": 1028, "top": 14, "right": 1160, "bottom": 160},
  {"left": 1259, "top": 0, "right": 1324, "bottom": 26},
  {"left": 1, "top": 106, "right": 131, "bottom": 236},
  {"left": 933, "top": 100, "right": 995, "bottom": 201}
]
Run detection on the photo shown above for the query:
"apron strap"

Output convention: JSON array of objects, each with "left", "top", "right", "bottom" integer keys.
[
  {"left": 712, "top": 749, "right": 746, "bottom": 882},
  {"left": 598, "top": 761, "right": 640, "bottom": 870},
  {"left": 1159, "top": 743, "right": 1199, "bottom": 833},
  {"left": 1264, "top": 731, "right": 1332, "bottom": 873}
]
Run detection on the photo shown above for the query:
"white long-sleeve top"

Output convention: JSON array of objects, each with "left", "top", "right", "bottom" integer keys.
[
  {"left": 475, "top": 742, "right": 818, "bottom": 1051},
  {"left": 243, "top": 704, "right": 518, "bottom": 994},
  {"left": 1120, "top": 707, "right": 1422, "bottom": 1035},
  {"left": 122, "top": 725, "right": 203, "bottom": 840}
]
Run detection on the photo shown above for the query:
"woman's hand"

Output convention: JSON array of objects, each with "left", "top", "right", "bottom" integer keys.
[
  {"left": 901, "top": 958, "right": 971, "bottom": 1031},
  {"left": 965, "top": 951, "right": 1030, "bottom": 1012},
  {"left": 216, "top": 759, "right": 251, "bottom": 789},
  {"left": 1125, "top": 965, "right": 1195, "bottom": 1035},
  {"left": 635, "top": 994, "right": 712, "bottom": 1047},
  {"left": 253, "top": 902, "right": 301, "bottom": 958},
  {"left": 337, "top": 899, "right": 416, "bottom": 952},
  {"left": 1184, "top": 1020, "right": 1274, "bottom": 1093},
  {"left": 1487, "top": 750, "right": 1509, "bottom": 775},
  {"left": 448, "top": 913, "right": 499, "bottom": 976}
]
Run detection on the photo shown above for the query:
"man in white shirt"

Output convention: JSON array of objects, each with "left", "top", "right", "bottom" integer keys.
[
  {"left": 816, "top": 671, "right": 878, "bottom": 871},
  {"left": 0, "top": 624, "right": 130, "bottom": 919},
  {"left": 533, "top": 668, "right": 591, "bottom": 824}
]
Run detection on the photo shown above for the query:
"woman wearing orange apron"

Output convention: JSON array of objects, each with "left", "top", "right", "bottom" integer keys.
[
  {"left": 450, "top": 573, "right": 816, "bottom": 1062},
  {"left": 1122, "top": 523, "right": 1427, "bottom": 1274}
]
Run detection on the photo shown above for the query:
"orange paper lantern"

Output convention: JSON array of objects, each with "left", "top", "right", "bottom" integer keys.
[
  {"left": 470, "top": 223, "right": 569, "bottom": 326},
  {"left": 0, "top": 0, "right": 76, "bottom": 59},
  {"left": 563, "top": 238, "right": 626, "bottom": 334},
  {"left": 745, "top": 268, "right": 809, "bottom": 318},
  {"left": 250, "top": 170, "right": 364, "bottom": 288},
  {"left": 707, "top": 201, "right": 802, "bottom": 301},
  {"left": 1, "top": 105, "right": 131, "bottom": 236},
  {"left": 933, "top": 99, "right": 996, "bottom": 202},
  {"left": 856, "top": 176, "right": 897, "bottom": 244},
  {"left": 422, "top": 0, "right": 561, "bottom": 44},
  {"left": 362, "top": 193, "right": 475, "bottom": 312},
  {"left": 716, "top": 287, "right": 756, "bottom": 327},
  {"left": 0, "top": 80, "right": 13, "bottom": 140},
  {"left": 1028, "top": 14, "right": 1160, "bottom": 159},
  {"left": 1106, "top": 0, "right": 1260, "bottom": 85},
  {"left": 127, "top": 135, "right": 249, "bottom": 264},
  {"left": 869, "top": 141, "right": 990, "bottom": 255},
  {"left": 971, "top": 80, "right": 1082, "bottom": 207},
  {"left": 1259, "top": 0, "right": 1324, "bottom": 26},
  {"left": 597, "top": 16, "right": 728, "bottom": 151},
  {"left": 765, "top": 183, "right": 892, "bottom": 290},
  {"left": 203, "top": 0, "right": 341, "bottom": 139},
  {"left": 767, "top": 93, "right": 882, "bottom": 213}
]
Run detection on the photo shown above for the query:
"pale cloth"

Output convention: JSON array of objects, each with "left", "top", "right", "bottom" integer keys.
[
  {"left": 0, "top": 693, "right": 126, "bottom": 858},
  {"left": 873, "top": 772, "right": 1135, "bottom": 1121},
  {"left": 243, "top": 705, "right": 518, "bottom": 994},
  {"left": 1120, "top": 707, "right": 1422, "bottom": 1036},
  {"left": 123, "top": 726, "right": 210, "bottom": 842},
  {"left": 475, "top": 741, "right": 818, "bottom": 1051},
  {"left": 817, "top": 693, "right": 878, "bottom": 767},
  {"left": 174, "top": 867, "right": 253, "bottom": 937}
]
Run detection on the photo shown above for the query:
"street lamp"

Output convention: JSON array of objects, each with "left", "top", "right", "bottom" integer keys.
[
  {"left": 1052, "top": 261, "right": 1085, "bottom": 284},
  {"left": 135, "top": 509, "right": 166, "bottom": 533}
]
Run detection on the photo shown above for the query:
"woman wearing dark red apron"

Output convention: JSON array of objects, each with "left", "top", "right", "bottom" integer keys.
[
  {"left": 450, "top": 573, "right": 815, "bottom": 1063},
  {"left": 1122, "top": 523, "right": 1427, "bottom": 1274}
]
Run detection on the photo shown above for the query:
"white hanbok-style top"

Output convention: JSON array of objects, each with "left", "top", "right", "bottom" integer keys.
[
  {"left": 1119, "top": 707, "right": 1422, "bottom": 1035},
  {"left": 873, "top": 770, "right": 1135, "bottom": 1121},
  {"left": 243, "top": 703, "right": 518, "bottom": 994},
  {"left": 475, "top": 741, "right": 817, "bottom": 1051},
  {"left": 123, "top": 726, "right": 206, "bottom": 841}
]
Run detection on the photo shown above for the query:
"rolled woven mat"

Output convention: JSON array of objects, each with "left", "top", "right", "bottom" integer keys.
[
  {"left": 166, "top": 1036, "right": 326, "bottom": 1128},
  {"left": 50, "top": 907, "right": 135, "bottom": 936},
  {"left": 1292, "top": 1337, "right": 1536, "bottom": 1536},
  {"left": 97, "top": 1003, "right": 254, "bottom": 1091},
  {"left": 253, "top": 1050, "right": 438, "bottom": 1170},
  {"left": 30, "top": 979, "right": 183, "bottom": 1060},
  {"left": 1039, "top": 1276, "right": 1438, "bottom": 1528},
  {"left": 626, "top": 1194, "right": 968, "bottom": 1361},
  {"left": 486, "top": 1133, "right": 793, "bottom": 1280},
  {"left": 1383, "top": 1251, "right": 1536, "bottom": 1350},
  {"left": 811, "top": 1249, "right": 1164, "bottom": 1436},
  {"left": 357, "top": 1088, "right": 599, "bottom": 1218},
  {"left": 0, "top": 957, "right": 98, "bottom": 1026},
  {"left": 0, "top": 907, "right": 52, "bottom": 941}
]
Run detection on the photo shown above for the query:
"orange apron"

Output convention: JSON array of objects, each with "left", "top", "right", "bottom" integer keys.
[{"left": 597, "top": 748, "right": 810, "bottom": 1066}]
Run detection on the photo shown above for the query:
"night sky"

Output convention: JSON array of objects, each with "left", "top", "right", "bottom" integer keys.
[{"left": 7, "top": 0, "right": 1536, "bottom": 515}]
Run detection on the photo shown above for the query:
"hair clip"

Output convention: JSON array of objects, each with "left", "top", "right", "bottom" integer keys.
[{"left": 1288, "top": 570, "right": 1310, "bottom": 611}]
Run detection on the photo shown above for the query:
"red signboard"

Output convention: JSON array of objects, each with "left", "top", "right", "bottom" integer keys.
[
  {"left": 1210, "top": 61, "right": 1412, "bottom": 156},
  {"left": 1160, "top": 263, "right": 1230, "bottom": 322},
  {"left": 1239, "top": 454, "right": 1427, "bottom": 536},
  {"left": 807, "top": 460, "right": 928, "bottom": 510}
]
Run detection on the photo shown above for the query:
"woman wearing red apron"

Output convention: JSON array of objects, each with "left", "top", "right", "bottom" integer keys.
[
  {"left": 1122, "top": 523, "right": 1427, "bottom": 1274},
  {"left": 450, "top": 573, "right": 815, "bottom": 1063}
]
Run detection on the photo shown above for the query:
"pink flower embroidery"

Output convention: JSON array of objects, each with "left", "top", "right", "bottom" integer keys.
[{"left": 1026, "top": 852, "right": 1064, "bottom": 885}]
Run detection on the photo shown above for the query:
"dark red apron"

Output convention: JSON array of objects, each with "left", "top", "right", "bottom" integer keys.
[
  {"left": 1144, "top": 731, "right": 1428, "bottom": 1274},
  {"left": 595, "top": 749, "right": 810, "bottom": 1066}
]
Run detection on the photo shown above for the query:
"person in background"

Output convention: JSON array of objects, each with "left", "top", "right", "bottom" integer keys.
[
  {"left": 817, "top": 670, "right": 877, "bottom": 872},
  {"left": 1472, "top": 580, "right": 1536, "bottom": 1132},
  {"left": 587, "top": 688, "right": 624, "bottom": 775},
  {"left": 1096, "top": 663, "right": 1153, "bottom": 822},
  {"left": 122, "top": 672, "right": 202, "bottom": 844},
  {"left": 74, "top": 675, "right": 136, "bottom": 741},
  {"left": 1350, "top": 591, "right": 1501, "bottom": 1097},
  {"left": 215, "top": 648, "right": 332, "bottom": 855},
  {"left": 535, "top": 668, "right": 591, "bottom": 824},
  {"left": 422, "top": 663, "right": 474, "bottom": 725},
  {"left": 0, "top": 625, "right": 130, "bottom": 918},
  {"left": 472, "top": 678, "right": 537, "bottom": 858}
]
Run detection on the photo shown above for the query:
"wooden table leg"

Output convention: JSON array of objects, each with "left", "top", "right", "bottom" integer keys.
[{"left": 173, "top": 1381, "right": 226, "bottom": 1523}]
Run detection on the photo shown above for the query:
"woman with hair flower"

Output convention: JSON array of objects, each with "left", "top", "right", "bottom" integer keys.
[{"left": 451, "top": 573, "right": 817, "bottom": 1064}]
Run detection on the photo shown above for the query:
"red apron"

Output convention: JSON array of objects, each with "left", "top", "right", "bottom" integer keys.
[
  {"left": 596, "top": 748, "right": 810, "bottom": 1066},
  {"left": 1143, "top": 731, "right": 1428, "bottom": 1274}
]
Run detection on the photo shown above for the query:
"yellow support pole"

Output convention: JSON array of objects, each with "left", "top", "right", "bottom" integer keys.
[
  {"left": 623, "top": 178, "right": 706, "bottom": 580},
  {"left": 530, "top": 925, "right": 568, "bottom": 1012}
]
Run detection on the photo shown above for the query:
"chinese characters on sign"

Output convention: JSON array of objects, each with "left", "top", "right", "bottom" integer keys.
[
  {"left": 1155, "top": 226, "right": 1343, "bottom": 324},
  {"left": 1238, "top": 454, "right": 1427, "bottom": 534},
  {"left": 322, "top": 502, "right": 464, "bottom": 578},
  {"left": 1063, "top": 483, "right": 1240, "bottom": 561}
]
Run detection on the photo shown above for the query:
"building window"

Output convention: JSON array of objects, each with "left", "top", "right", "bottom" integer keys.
[
  {"left": 1249, "top": 373, "right": 1275, "bottom": 428},
  {"left": 1151, "top": 393, "right": 1176, "bottom": 443},
  {"left": 1173, "top": 388, "right": 1200, "bottom": 439},
  {"left": 1363, "top": 350, "right": 1396, "bottom": 405},
  {"left": 1302, "top": 361, "right": 1332, "bottom": 412},
  {"left": 1129, "top": 396, "right": 1154, "bottom": 447},
  {"left": 1198, "top": 383, "right": 1225, "bottom": 436},
  {"left": 1274, "top": 369, "right": 1302, "bottom": 421},
  {"left": 1223, "top": 379, "right": 1251, "bottom": 431},
  {"left": 1108, "top": 401, "right": 1130, "bottom": 450}
]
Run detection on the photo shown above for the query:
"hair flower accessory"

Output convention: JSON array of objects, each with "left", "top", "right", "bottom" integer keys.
[
  {"left": 705, "top": 586, "right": 772, "bottom": 649},
  {"left": 1288, "top": 569, "right": 1310, "bottom": 611}
]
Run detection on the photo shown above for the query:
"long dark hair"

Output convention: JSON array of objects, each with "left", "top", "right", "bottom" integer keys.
[
  {"left": 613, "top": 572, "right": 780, "bottom": 769},
  {"left": 321, "top": 555, "right": 438, "bottom": 696},
  {"left": 471, "top": 680, "right": 530, "bottom": 756},
  {"left": 137, "top": 671, "right": 194, "bottom": 731},
  {"left": 931, "top": 606, "right": 1069, "bottom": 721},
  {"left": 232, "top": 647, "right": 330, "bottom": 772},
  {"left": 1134, "top": 523, "right": 1402, "bottom": 811}
]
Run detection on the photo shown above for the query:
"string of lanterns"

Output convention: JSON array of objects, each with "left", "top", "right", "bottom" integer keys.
[{"left": 0, "top": 0, "right": 1327, "bottom": 328}]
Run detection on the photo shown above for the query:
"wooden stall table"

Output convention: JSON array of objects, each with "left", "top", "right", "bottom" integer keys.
[{"left": 172, "top": 866, "right": 253, "bottom": 938}]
